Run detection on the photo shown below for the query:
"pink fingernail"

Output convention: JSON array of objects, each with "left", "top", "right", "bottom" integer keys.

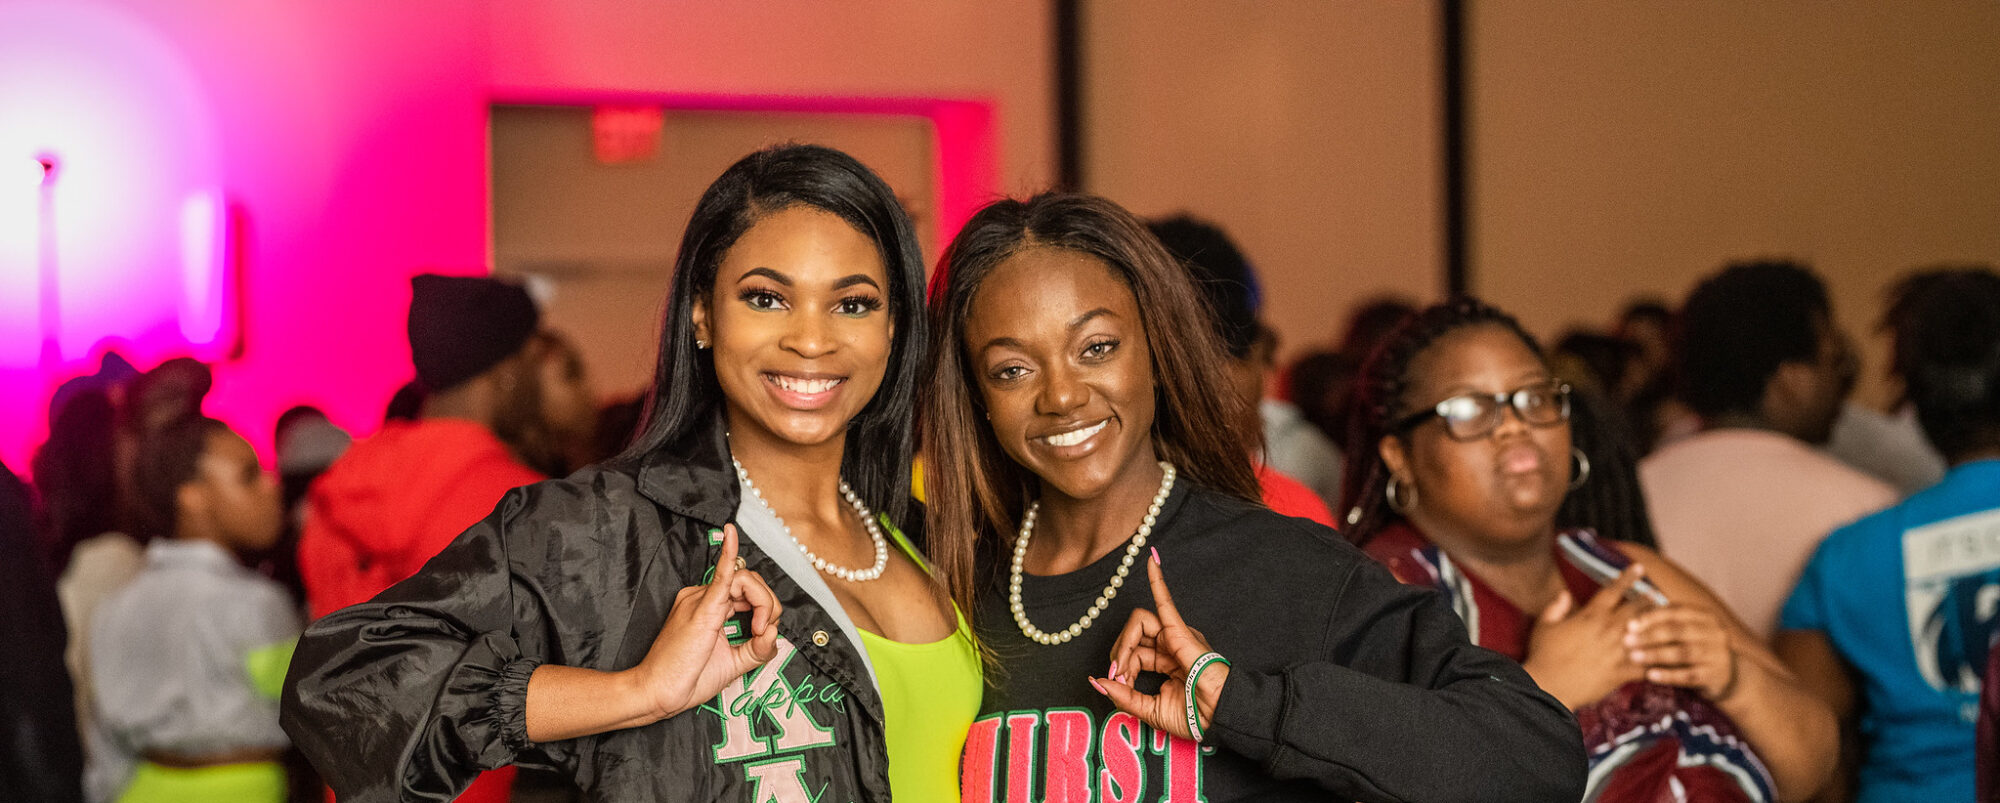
[
  {"left": 1108, "top": 661, "right": 1118, "bottom": 679},
  {"left": 1151, "top": 547, "right": 1161, "bottom": 565},
  {"left": 1089, "top": 677, "right": 1107, "bottom": 694}
]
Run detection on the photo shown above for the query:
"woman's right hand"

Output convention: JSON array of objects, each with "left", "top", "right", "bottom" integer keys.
[
  {"left": 630, "top": 524, "right": 783, "bottom": 721},
  {"left": 1522, "top": 564, "right": 1650, "bottom": 710}
]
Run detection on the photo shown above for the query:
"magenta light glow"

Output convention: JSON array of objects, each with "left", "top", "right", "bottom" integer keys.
[
  {"left": 0, "top": 158, "right": 36, "bottom": 368},
  {"left": 0, "top": 0, "right": 222, "bottom": 473},
  {"left": 178, "top": 189, "right": 230, "bottom": 346}
]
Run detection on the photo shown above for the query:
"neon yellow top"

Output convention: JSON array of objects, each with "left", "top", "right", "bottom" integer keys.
[{"left": 858, "top": 524, "right": 981, "bottom": 803}]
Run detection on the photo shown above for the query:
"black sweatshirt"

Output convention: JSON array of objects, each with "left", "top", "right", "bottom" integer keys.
[{"left": 967, "top": 481, "right": 1585, "bottom": 803}]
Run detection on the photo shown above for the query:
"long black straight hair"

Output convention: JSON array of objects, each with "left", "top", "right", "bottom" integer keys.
[{"left": 617, "top": 144, "right": 927, "bottom": 525}]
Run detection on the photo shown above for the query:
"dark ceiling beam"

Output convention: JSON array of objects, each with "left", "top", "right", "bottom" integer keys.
[
  {"left": 1442, "top": 0, "right": 1469, "bottom": 298},
  {"left": 1055, "top": 0, "right": 1083, "bottom": 191}
]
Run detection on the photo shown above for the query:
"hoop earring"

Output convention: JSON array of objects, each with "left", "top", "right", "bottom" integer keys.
[
  {"left": 1385, "top": 475, "right": 1417, "bottom": 515},
  {"left": 1569, "top": 447, "right": 1591, "bottom": 491}
]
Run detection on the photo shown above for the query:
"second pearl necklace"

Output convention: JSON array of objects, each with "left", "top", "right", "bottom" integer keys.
[
  {"left": 1010, "top": 461, "right": 1177, "bottom": 645},
  {"left": 732, "top": 456, "right": 889, "bottom": 583}
]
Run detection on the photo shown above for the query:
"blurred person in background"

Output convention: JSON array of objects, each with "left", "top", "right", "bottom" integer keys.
[
  {"left": 1614, "top": 299, "right": 1697, "bottom": 454},
  {"left": 1640, "top": 260, "right": 1895, "bottom": 640},
  {"left": 265, "top": 406, "right": 351, "bottom": 604},
  {"left": 88, "top": 415, "right": 296, "bottom": 803},
  {"left": 39, "top": 385, "right": 133, "bottom": 580},
  {"left": 381, "top": 379, "right": 425, "bottom": 424},
  {"left": 1339, "top": 296, "right": 1419, "bottom": 361},
  {"left": 298, "top": 274, "right": 546, "bottom": 619},
  {"left": 36, "top": 353, "right": 139, "bottom": 572},
  {"left": 1614, "top": 300, "right": 1673, "bottom": 400},
  {"left": 37, "top": 357, "right": 171, "bottom": 768},
  {"left": 1777, "top": 267, "right": 2000, "bottom": 803},
  {"left": 294, "top": 273, "right": 546, "bottom": 802},
  {"left": 1551, "top": 330, "right": 1641, "bottom": 404},
  {"left": 1280, "top": 348, "right": 1359, "bottom": 452},
  {"left": 2, "top": 455, "right": 85, "bottom": 802},
  {"left": 1148, "top": 215, "right": 1339, "bottom": 522},
  {"left": 273, "top": 406, "right": 350, "bottom": 522},
  {"left": 41, "top": 387, "right": 140, "bottom": 715},
  {"left": 1344, "top": 297, "right": 1836, "bottom": 802},
  {"left": 1824, "top": 270, "right": 1953, "bottom": 496},
  {"left": 512, "top": 329, "right": 598, "bottom": 478}
]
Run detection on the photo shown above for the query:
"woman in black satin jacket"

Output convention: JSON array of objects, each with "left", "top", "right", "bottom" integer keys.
[{"left": 280, "top": 144, "right": 976, "bottom": 802}]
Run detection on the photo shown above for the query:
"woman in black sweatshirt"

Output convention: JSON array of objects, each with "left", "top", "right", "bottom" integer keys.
[{"left": 920, "top": 192, "right": 1587, "bottom": 803}]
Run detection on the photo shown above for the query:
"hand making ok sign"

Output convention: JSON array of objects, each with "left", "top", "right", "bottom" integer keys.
[{"left": 1091, "top": 549, "right": 1230, "bottom": 741}]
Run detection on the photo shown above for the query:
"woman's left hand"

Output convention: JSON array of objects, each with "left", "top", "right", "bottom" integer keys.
[
  {"left": 1624, "top": 604, "right": 1738, "bottom": 701},
  {"left": 1093, "top": 550, "right": 1228, "bottom": 741}
]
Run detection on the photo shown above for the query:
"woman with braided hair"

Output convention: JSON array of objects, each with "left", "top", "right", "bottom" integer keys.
[{"left": 1341, "top": 297, "right": 1837, "bottom": 802}]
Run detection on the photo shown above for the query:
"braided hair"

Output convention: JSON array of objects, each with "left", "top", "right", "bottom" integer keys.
[
  {"left": 1552, "top": 388, "right": 1658, "bottom": 549},
  {"left": 1338, "top": 297, "right": 1545, "bottom": 546}
]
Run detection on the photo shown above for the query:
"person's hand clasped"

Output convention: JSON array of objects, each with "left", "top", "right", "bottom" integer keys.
[
  {"left": 631, "top": 524, "right": 782, "bottom": 722},
  {"left": 1092, "top": 549, "right": 1229, "bottom": 742},
  {"left": 1625, "top": 603, "right": 1738, "bottom": 701},
  {"left": 1522, "top": 563, "right": 1651, "bottom": 710}
]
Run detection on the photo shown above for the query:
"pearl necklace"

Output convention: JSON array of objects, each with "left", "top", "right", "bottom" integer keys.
[
  {"left": 1010, "top": 462, "right": 1177, "bottom": 645},
  {"left": 732, "top": 457, "right": 889, "bottom": 583}
]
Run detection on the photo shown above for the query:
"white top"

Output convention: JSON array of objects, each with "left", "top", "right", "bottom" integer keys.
[
  {"left": 1639, "top": 428, "right": 1898, "bottom": 640},
  {"left": 731, "top": 495, "right": 881, "bottom": 692},
  {"left": 1260, "top": 399, "right": 1343, "bottom": 510},
  {"left": 58, "top": 531, "right": 145, "bottom": 754},
  {"left": 87, "top": 539, "right": 299, "bottom": 801},
  {"left": 1826, "top": 401, "right": 1947, "bottom": 496}
]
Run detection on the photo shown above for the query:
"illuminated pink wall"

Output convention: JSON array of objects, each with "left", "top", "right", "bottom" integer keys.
[
  {"left": 0, "top": 0, "right": 494, "bottom": 473},
  {"left": 0, "top": 0, "right": 1042, "bottom": 475}
]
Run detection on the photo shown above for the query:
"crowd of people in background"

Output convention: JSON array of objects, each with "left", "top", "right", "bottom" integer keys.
[{"left": 4, "top": 146, "right": 1999, "bottom": 803}]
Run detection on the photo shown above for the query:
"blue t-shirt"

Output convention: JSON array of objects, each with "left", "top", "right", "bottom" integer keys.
[{"left": 1780, "top": 459, "right": 2000, "bottom": 803}]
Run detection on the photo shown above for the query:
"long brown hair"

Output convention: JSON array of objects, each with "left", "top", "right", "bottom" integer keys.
[{"left": 923, "top": 193, "right": 1262, "bottom": 633}]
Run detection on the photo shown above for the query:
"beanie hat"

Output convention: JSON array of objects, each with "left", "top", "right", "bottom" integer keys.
[{"left": 407, "top": 274, "right": 540, "bottom": 392}]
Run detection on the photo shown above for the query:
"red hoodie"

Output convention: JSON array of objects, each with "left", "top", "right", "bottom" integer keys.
[
  {"left": 1256, "top": 462, "right": 1336, "bottom": 527},
  {"left": 297, "top": 418, "right": 540, "bottom": 803},
  {"left": 300, "top": 418, "right": 543, "bottom": 619}
]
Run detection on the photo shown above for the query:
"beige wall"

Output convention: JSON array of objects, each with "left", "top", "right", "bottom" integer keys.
[
  {"left": 1082, "top": 1, "right": 1443, "bottom": 363},
  {"left": 489, "top": 0, "right": 1057, "bottom": 199},
  {"left": 1469, "top": 2, "right": 2000, "bottom": 407}
]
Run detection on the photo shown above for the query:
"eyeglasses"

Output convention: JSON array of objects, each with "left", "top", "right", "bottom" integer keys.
[{"left": 1393, "top": 381, "right": 1572, "bottom": 441}]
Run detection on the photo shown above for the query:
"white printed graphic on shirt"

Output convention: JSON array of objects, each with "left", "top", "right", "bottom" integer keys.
[{"left": 1902, "top": 507, "right": 2000, "bottom": 694}]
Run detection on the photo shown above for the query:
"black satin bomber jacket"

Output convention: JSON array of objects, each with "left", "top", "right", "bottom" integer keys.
[{"left": 280, "top": 414, "right": 898, "bottom": 802}]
